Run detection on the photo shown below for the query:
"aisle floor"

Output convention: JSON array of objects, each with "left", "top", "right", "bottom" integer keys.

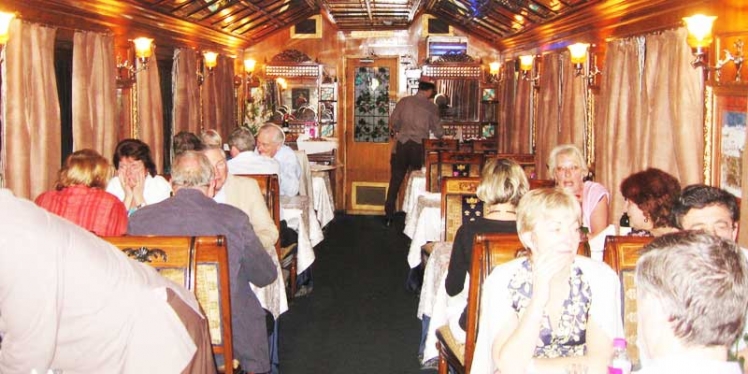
[{"left": 278, "top": 214, "right": 433, "bottom": 373}]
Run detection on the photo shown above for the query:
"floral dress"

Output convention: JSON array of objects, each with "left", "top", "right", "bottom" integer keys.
[{"left": 508, "top": 259, "right": 592, "bottom": 358}]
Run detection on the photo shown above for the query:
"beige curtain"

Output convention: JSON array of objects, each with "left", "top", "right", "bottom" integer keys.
[
  {"left": 172, "top": 48, "right": 200, "bottom": 135},
  {"left": 596, "top": 28, "right": 703, "bottom": 223},
  {"left": 2, "top": 20, "right": 60, "bottom": 200},
  {"left": 497, "top": 63, "right": 516, "bottom": 153},
  {"left": 512, "top": 66, "right": 532, "bottom": 153},
  {"left": 136, "top": 45, "right": 165, "bottom": 174},
  {"left": 202, "top": 54, "right": 236, "bottom": 140},
  {"left": 559, "top": 50, "right": 588, "bottom": 148},
  {"left": 740, "top": 99, "right": 748, "bottom": 247},
  {"left": 72, "top": 31, "right": 117, "bottom": 158},
  {"left": 534, "top": 53, "right": 562, "bottom": 179}
]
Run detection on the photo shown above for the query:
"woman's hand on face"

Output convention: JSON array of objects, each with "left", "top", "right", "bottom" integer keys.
[
  {"left": 131, "top": 171, "right": 146, "bottom": 205},
  {"left": 118, "top": 168, "right": 133, "bottom": 194},
  {"left": 531, "top": 251, "right": 568, "bottom": 307}
]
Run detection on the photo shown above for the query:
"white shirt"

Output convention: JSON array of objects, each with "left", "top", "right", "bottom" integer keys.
[
  {"left": 471, "top": 256, "right": 623, "bottom": 374},
  {"left": 635, "top": 356, "right": 742, "bottom": 374},
  {"left": 227, "top": 151, "right": 281, "bottom": 176},
  {"left": 106, "top": 174, "right": 172, "bottom": 206},
  {"left": 272, "top": 145, "right": 301, "bottom": 197}
]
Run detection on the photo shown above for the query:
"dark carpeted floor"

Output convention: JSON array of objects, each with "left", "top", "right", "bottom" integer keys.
[{"left": 278, "top": 213, "right": 435, "bottom": 374}]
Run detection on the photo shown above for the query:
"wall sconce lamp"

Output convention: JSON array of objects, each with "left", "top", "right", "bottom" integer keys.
[
  {"left": 567, "top": 43, "right": 602, "bottom": 87},
  {"left": 276, "top": 77, "right": 288, "bottom": 90},
  {"left": 0, "top": 11, "right": 15, "bottom": 45},
  {"left": 518, "top": 55, "right": 540, "bottom": 88},
  {"left": 203, "top": 51, "right": 218, "bottom": 73},
  {"left": 683, "top": 14, "right": 744, "bottom": 82},
  {"left": 116, "top": 37, "right": 154, "bottom": 87},
  {"left": 488, "top": 61, "right": 502, "bottom": 83}
]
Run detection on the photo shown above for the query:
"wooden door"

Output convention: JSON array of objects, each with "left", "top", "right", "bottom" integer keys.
[{"left": 344, "top": 57, "right": 399, "bottom": 214}]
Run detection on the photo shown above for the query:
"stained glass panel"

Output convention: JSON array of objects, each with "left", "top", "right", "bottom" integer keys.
[{"left": 354, "top": 67, "right": 390, "bottom": 143}]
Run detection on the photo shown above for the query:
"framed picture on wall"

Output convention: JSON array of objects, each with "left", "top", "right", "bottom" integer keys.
[
  {"left": 482, "top": 88, "right": 497, "bottom": 102},
  {"left": 320, "top": 86, "right": 335, "bottom": 101},
  {"left": 708, "top": 85, "right": 748, "bottom": 198},
  {"left": 291, "top": 88, "right": 310, "bottom": 110}
]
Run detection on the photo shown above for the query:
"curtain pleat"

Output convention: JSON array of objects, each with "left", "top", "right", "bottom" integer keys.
[
  {"left": 72, "top": 31, "right": 117, "bottom": 159},
  {"left": 559, "top": 50, "right": 588, "bottom": 147},
  {"left": 136, "top": 46, "right": 165, "bottom": 174},
  {"left": 497, "top": 63, "right": 516, "bottom": 153},
  {"left": 2, "top": 20, "right": 60, "bottom": 199},
  {"left": 535, "top": 54, "right": 561, "bottom": 179},
  {"left": 512, "top": 68, "right": 531, "bottom": 153},
  {"left": 199, "top": 54, "right": 236, "bottom": 141},
  {"left": 596, "top": 28, "right": 702, "bottom": 225},
  {"left": 172, "top": 48, "right": 200, "bottom": 135}
]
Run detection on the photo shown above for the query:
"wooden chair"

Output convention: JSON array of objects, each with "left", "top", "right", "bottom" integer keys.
[
  {"left": 436, "top": 233, "right": 524, "bottom": 374},
  {"left": 602, "top": 235, "right": 654, "bottom": 369},
  {"left": 529, "top": 179, "right": 556, "bottom": 189},
  {"left": 239, "top": 174, "right": 298, "bottom": 300},
  {"left": 440, "top": 177, "right": 482, "bottom": 243},
  {"left": 470, "top": 139, "right": 498, "bottom": 158},
  {"left": 102, "top": 235, "right": 234, "bottom": 374},
  {"left": 423, "top": 138, "right": 460, "bottom": 160},
  {"left": 493, "top": 153, "right": 536, "bottom": 179},
  {"left": 425, "top": 151, "right": 484, "bottom": 192}
]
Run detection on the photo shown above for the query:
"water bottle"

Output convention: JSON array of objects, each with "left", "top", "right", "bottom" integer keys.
[
  {"left": 608, "top": 337, "right": 632, "bottom": 374},
  {"left": 619, "top": 213, "right": 632, "bottom": 236}
]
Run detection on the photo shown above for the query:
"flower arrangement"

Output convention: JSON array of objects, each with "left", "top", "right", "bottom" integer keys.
[{"left": 243, "top": 83, "right": 272, "bottom": 136}]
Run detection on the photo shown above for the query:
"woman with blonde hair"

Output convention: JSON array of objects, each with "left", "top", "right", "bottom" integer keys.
[
  {"left": 471, "top": 188, "right": 622, "bottom": 374},
  {"left": 36, "top": 149, "right": 128, "bottom": 236},
  {"left": 444, "top": 159, "right": 529, "bottom": 334},
  {"left": 549, "top": 144, "right": 610, "bottom": 237}
]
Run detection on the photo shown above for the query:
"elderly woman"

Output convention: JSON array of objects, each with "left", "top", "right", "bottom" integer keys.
[
  {"left": 620, "top": 168, "right": 680, "bottom": 237},
  {"left": 549, "top": 144, "right": 609, "bottom": 237},
  {"left": 444, "top": 158, "right": 529, "bottom": 340},
  {"left": 471, "top": 188, "right": 622, "bottom": 374},
  {"left": 106, "top": 139, "right": 171, "bottom": 213},
  {"left": 35, "top": 149, "right": 128, "bottom": 236}
]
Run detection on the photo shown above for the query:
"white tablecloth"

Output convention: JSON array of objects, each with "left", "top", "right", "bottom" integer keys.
[
  {"left": 405, "top": 193, "right": 442, "bottom": 268},
  {"left": 281, "top": 195, "right": 323, "bottom": 274},
  {"left": 417, "top": 242, "right": 456, "bottom": 364},
  {"left": 403, "top": 169, "right": 426, "bottom": 220},
  {"left": 251, "top": 248, "right": 288, "bottom": 319},
  {"left": 296, "top": 138, "right": 338, "bottom": 155},
  {"left": 311, "top": 170, "right": 335, "bottom": 227}
]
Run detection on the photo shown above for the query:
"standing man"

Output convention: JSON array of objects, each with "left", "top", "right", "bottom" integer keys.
[{"left": 384, "top": 77, "right": 443, "bottom": 227}]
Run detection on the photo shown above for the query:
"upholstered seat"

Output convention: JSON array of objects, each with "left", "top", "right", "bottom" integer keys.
[
  {"left": 436, "top": 233, "right": 524, "bottom": 374},
  {"left": 603, "top": 235, "right": 654, "bottom": 368},
  {"left": 102, "top": 235, "right": 235, "bottom": 374}
]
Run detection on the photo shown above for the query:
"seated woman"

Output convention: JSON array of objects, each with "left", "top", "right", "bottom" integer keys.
[
  {"left": 35, "top": 149, "right": 127, "bottom": 236},
  {"left": 471, "top": 188, "right": 622, "bottom": 374},
  {"left": 106, "top": 139, "right": 171, "bottom": 213},
  {"left": 444, "top": 158, "right": 529, "bottom": 341},
  {"left": 620, "top": 168, "right": 680, "bottom": 237},
  {"left": 549, "top": 144, "right": 609, "bottom": 237}
]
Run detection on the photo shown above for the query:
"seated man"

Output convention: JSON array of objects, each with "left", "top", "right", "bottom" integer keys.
[
  {"left": 0, "top": 188, "right": 215, "bottom": 374},
  {"left": 635, "top": 231, "right": 748, "bottom": 373},
  {"left": 128, "top": 151, "right": 277, "bottom": 374},
  {"left": 205, "top": 144, "right": 279, "bottom": 252},
  {"left": 256, "top": 123, "right": 301, "bottom": 197},
  {"left": 672, "top": 184, "right": 748, "bottom": 363},
  {"left": 227, "top": 127, "right": 280, "bottom": 176},
  {"left": 673, "top": 184, "right": 739, "bottom": 241}
]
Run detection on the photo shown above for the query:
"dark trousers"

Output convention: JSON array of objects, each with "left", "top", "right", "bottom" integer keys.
[{"left": 385, "top": 141, "right": 424, "bottom": 217}]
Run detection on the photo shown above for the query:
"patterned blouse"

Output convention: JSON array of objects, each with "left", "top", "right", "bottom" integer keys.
[{"left": 508, "top": 258, "right": 592, "bottom": 358}]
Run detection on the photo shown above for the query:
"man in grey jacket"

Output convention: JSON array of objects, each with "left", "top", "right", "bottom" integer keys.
[{"left": 129, "top": 150, "right": 277, "bottom": 373}]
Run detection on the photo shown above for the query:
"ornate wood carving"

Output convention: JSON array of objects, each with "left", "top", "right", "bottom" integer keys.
[
  {"left": 270, "top": 50, "right": 313, "bottom": 63},
  {"left": 122, "top": 246, "right": 168, "bottom": 263}
]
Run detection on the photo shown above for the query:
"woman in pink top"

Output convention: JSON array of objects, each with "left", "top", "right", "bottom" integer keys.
[{"left": 548, "top": 144, "right": 610, "bottom": 237}]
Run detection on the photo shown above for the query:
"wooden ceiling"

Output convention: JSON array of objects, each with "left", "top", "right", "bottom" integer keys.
[{"left": 130, "top": 0, "right": 601, "bottom": 45}]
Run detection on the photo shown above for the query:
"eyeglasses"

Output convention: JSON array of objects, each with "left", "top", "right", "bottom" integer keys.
[{"left": 555, "top": 165, "right": 581, "bottom": 174}]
